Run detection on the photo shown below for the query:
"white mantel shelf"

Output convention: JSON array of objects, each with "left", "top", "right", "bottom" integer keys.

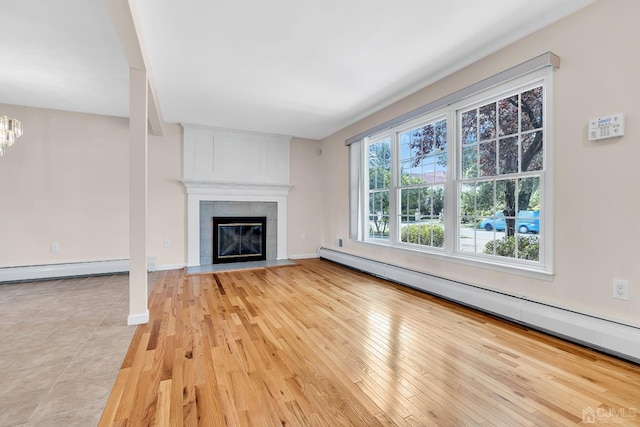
[{"left": 181, "top": 179, "right": 293, "bottom": 196}]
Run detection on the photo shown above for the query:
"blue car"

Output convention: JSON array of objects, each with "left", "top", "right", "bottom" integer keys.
[{"left": 479, "top": 210, "right": 540, "bottom": 234}]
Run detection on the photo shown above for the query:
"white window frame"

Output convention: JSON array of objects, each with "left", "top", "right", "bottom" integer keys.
[
  {"left": 451, "top": 69, "right": 553, "bottom": 273},
  {"left": 352, "top": 66, "right": 554, "bottom": 279},
  {"left": 365, "top": 133, "right": 393, "bottom": 244}
]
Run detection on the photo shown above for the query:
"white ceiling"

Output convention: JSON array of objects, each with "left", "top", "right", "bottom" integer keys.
[{"left": 0, "top": 0, "right": 594, "bottom": 140}]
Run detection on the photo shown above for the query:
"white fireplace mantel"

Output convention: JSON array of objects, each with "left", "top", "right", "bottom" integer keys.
[
  {"left": 182, "top": 180, "right": 292, "bottom": 267},
  {"left": 181, "top": 125, "right": 292, "bottom": 267}
]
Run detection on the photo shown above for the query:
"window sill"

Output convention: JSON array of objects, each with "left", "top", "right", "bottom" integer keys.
[{"left": 355, "top": 239, "right": 554, "bottom": 281}]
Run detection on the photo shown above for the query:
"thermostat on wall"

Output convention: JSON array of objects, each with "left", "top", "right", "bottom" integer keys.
[{"left": 589, "top": 113, "right": 625, "bottom": 141}]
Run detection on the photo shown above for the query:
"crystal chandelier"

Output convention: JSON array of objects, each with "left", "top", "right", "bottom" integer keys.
[{"left": 0, "top": 115, "right": 23, "bottom": 156}]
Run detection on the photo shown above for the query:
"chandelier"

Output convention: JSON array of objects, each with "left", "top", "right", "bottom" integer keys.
[{"left": 0, "top": 115, "right": 23, "bottom": 156}]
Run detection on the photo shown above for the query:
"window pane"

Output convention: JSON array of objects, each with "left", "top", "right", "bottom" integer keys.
[
  {"left": 435, "top": 153, "right": 447, "bottom": 183},
  {"left": 483, "top": 228, "right": 539, "bottom": 260},
  {"left": 462, "top": 146, "right": 477, "bottom": 178},
  {"left": 517, "top": 176, "right": 540, "bottom": 212},
  {"left": 401, "top": 221, "right": 444, "bottom": 247},
  {"left": 459, "top": 183, "right": 476, "bottom": 217},
  {"left": 368, "top": 190, "right": 389, "bottom": 240},
  {"left": 521, "top": 131, "right": 543, "bottom": 172},
  {"left": 399, "top": 186, "right": 444, "bottom": 248},
  {"left": 400, "top": 188, "right": 421, "bottom": 218},
  {"left": 497, "top": 238, "right": 516, "bottom": 258},
  {"left": 498, "top": 95, "right": 519, "bottom": 136},
  {"left": 461, "top": 110, "right": 477, "bottom": 145},
  {"left": 479, "top": 141, "right": 496, "bottom": 177},
  {"left": 459, "top": 223, "right": 480, "bottom": 253},
  {"left": 479, "top": 103, "right": 496, "bottom": 140},
  {"left": 476, "top": 181, "right": 495, "bottom": 216},
  {"left": 420, "top": 154, "right": 436, "bottom": 175},
  {"left": 516, "top": 235, "right": 540, "bottom": 261},
  {"left": 495, "top": 178, "right": 516, "bottom": 214},
  {"left": 521, "top": 86, "right": 543, "bottom": 131},
  {"left": 370, "top": 166, "right": 385, "bottom": 190},
  {"left": 431, "top": 185, "right": 444, "bottom": 217},
  {"left": 428, "top": 223, "right": 444, "bottom": 248},
  {"left": 499, "top": 136, "right": 519, "bottom": 175},
  {"left": 400, "top": 133, "right": 411, "bottom": 160},
  {"left": 368, "top": 139, "right": 390, "bottom": 190},
  {"left": 400, "top": 119, "right": 447, "bottom": 172},
  {"left": 411, "top": 124, "right": 434, "bottom": 159},
  {"left": 422, "top": 187, "right": 433, "bottom": 217},
  {"left": 400, "top": 159, "right": 411, "bottom": 176},
  {"left": 434, "top": 119, "right": 447, "bottom": 151}
]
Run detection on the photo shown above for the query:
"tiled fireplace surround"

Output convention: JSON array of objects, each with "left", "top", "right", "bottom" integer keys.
[
  {"left": 181, "top": 125, "right": 292, "bottom": 268},
  {"left": 203, "top": 202, "right": 276, "bottom": 265}
]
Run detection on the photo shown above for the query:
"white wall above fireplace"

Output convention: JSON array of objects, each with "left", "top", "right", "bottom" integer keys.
[
  {"left": 181, "top": 125, "right": 292, "bottom": 267},
  {"left": 182, "top": 124, "right": 291, "bottom": 184}
]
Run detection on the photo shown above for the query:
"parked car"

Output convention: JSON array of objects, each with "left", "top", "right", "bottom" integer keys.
[{"left": 479, "top": 210, "right": 540, "bottom": 234}]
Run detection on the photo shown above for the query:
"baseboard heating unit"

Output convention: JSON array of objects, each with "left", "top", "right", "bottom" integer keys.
[{"left": 318, "top": 247, "right": 640, "bottom": 364}]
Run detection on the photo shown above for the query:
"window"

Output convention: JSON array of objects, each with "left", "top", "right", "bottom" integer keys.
[
  {"left": 397, "top": 118, "right": 446, "bottom": 248},
  {"left": 458, "top": 84, "right": 544, "bottom": 262},
  {"left": 367, "top": 136, "right": 391, "bottom": 241},
  {"left": 351, "top": 61, "right": 554, "bottom": 276}
]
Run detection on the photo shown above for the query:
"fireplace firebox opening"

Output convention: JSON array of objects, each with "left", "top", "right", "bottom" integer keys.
[{"left": 212, "top": 216, "right": 267, "bottom": 264}]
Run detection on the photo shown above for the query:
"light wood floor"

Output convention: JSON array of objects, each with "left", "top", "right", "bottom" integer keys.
[{"left": 100, "top": 259, "right": 640, "bottom": 426}]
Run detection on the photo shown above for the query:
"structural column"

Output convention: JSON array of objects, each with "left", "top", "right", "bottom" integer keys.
[{"left": 128, "top": 67, "right": 149, "bottom": 325}]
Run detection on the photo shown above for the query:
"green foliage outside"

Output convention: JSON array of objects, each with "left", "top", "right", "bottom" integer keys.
[
  {"left": 483, "top": 235, "right": 539, "bottom": 261},
  {"left": 400, "top": 224, "right": 444, "bottom": 248}
]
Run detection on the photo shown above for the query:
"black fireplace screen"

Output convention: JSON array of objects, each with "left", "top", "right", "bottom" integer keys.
[{"left": 212, "top": 216, "right": 267, "bottom": 264}]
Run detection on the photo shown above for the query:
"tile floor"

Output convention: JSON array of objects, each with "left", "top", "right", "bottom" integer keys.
[{"left": 0, "top": 272, "right": 157, "bottom": 426}]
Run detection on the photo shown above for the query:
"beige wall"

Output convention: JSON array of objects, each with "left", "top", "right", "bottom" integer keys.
[
  {"left": 288, "top": 137, "right": 324, "bottom": 258},
  {"left": 0, "top": 104, "right": 185, "bottom": 269},
  {"left": 318, "top": 0, "right": 640, "bottom": 325},
  {"left": 148, "top": 123, "right": 185, "bottom": 267}
]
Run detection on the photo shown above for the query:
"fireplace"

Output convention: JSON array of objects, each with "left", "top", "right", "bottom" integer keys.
[
  {"left": 213, "top": 216, "right": 267, "bottom": 264},
  {"left": 181, "top": 125, "right": 292, "bottom": 267}
]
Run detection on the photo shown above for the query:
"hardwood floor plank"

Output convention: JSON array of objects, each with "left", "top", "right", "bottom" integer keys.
[
  {"left": 100, "top": 259, "right": 640, "bottom": 426},
  {"left": 112, "top": 332, "right": 150, "bottom": 423},
  {"left": 198, "top": 335, "right": 226, "bottom": 426},
  {"left": 154, "top": 379, "right": 171, "bottom": 427},
  {"left": 98, "top": 367, "right": 130, "bottom": 427}
]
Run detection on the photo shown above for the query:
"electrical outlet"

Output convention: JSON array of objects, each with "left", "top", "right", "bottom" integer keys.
[
  {"left": 163, "top": 239, "right": 170, "bottom": 248},
  {"left": 50, "top": 242, "right": 59, "bottom": 253},
  {"left": 337, "top": 238, "right": 343, "bottom": 247},
  {"left": 302, "top": 233, "right": 307, "bottom": 240},
  {"left": 612, "top": 279, "right": 630, "bottom": 300}
]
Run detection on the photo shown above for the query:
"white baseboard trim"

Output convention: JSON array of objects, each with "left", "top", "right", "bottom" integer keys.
[
  {"left": 155, "top": 263, "right": 187, "bottom": 271},
  {"left": 318, "top": 247, "right": 640, "bottom": 364},
  {"left": 288, "top": 253, "right": 319, "bottom": 260},
  {"left": 0, "top": 258, "right": 163, "bottom": 283},
  {"left": 127, "top": 310, "right": 149, "bottom": 325},
  {"left": 0, "top": 259, "right": 130, "bottom": 283}
]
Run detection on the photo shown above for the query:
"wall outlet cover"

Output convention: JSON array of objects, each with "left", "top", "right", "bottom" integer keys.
[{"left": 612, "top": 279, "right": 630, "bottom": 300}]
